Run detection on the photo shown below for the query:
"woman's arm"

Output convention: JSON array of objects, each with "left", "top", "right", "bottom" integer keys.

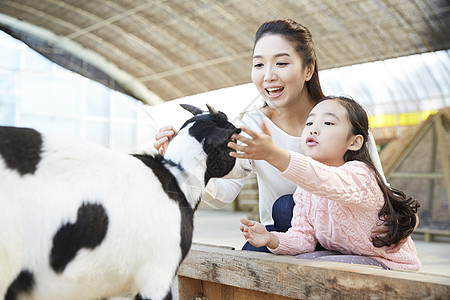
[{"left": 201, "top": 177, "right": 248, "bottom": 208}]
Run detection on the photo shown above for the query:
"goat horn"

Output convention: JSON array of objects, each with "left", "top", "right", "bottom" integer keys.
[
  {"left": 206, "top": 104, "right": 218, "bottom": 115},
  {"left": 180, "top": 104, "right": 204, "bottom": 116}
]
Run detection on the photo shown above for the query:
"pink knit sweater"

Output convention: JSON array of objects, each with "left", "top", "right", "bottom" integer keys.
[{"left": 269, "top": 151, "right": 421, "bottom": 271}]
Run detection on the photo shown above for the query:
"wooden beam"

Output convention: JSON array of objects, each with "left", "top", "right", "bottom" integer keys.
[
  {"left": 385, "top": 117, "right": 434, "bottom": 177},
  {"left": 389, "top": 172, "right": 444, "bottom": 180},
  {"left": 414, "top": 228, "right": 450, "bottom": 242},
  {"left": 178, "top": 244, "right": 450, "bottom": 299},
  {"left": 428, "top": 125, "right": 438, "bottom": 216}
]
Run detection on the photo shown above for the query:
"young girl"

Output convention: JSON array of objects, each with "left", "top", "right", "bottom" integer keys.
[{"left": 230, "top": 96, "right": 420, "bottom": 271}]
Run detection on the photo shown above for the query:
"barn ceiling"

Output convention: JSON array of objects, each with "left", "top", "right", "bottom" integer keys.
[{"left": 0, "top": 0, "right": 449, "bottom": 105}]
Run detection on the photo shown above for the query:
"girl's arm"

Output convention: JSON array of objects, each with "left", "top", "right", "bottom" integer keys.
[
  {"left": 240, "top": 196, "right": 317, "bottom": 255},
  {"left": 282, "top": 151, "right": 375, "bottom": 205},
  {"left": 229, "top": 123, "right": 375, "bottom": 206},
  {"left": 240, "top": 218, "right": 280, "bottom": 248}
]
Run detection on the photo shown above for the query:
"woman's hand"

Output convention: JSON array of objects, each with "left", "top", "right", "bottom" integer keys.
[
  {"left": 240, "top": 217, "right": 279, "bottom": 249},
  {"left": 228, "top": 121, "right": 290, "bottom": 172},
  {"left": 153, "top": 125, "right": 178, "bottom": 155}
]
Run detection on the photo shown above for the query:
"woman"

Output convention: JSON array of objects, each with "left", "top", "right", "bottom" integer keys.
[{"left": 154, "top": 20, "right": 385, "bottom": 252}]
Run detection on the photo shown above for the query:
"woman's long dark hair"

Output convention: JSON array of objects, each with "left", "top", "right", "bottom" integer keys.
[
  {"left": 320, "top": 96, "right": 420, "bottom": 248},
  {"left": 254, "top": 19, "right": 325, "bottom": 102}
]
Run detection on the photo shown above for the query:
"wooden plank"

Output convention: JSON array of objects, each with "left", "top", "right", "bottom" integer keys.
[
  {"left": 178, "top": 277, "right": 295, "bottom": 300},
  {"left": 178, "top": 244, "right": 450, "bottom": 300},
  {"left": 388, "top": 172, "right": 444, "bottom": 179},
  {"left": 414, "top": 228, "right": 450, "bottom": 236},
  {"left": 414, "top": 228, "right": 450, "bottom": 242},
  {"left": 177, "top": 276, "right": 203, "bottom": 299}
]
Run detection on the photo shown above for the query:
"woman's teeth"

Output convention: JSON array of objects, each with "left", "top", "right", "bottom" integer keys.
[{"left": 266, "top": 87, "right": 284, "bottom": 95}]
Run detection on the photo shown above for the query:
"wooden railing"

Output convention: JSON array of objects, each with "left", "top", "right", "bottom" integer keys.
[{"left": 177, "top": 243, "right": 450, "bottom": 299}]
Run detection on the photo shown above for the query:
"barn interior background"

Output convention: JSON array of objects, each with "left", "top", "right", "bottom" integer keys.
[{"left": 0, "top": 0, "right": 449, "bottom": 238}]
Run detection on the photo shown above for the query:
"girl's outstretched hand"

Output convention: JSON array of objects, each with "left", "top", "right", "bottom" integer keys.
[
  {"left": 240, "top": 217, "right": 279, "bottom": 249},
  {"left": 228, "top": 121, "right": 290, "bottom": 172},
  {"left": 228, "top": 121, "right": 275, "bottom": 161}
]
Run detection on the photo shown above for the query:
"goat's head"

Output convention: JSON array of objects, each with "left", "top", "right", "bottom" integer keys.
[{"left": 173, "top": 104, "right": 252, "bottom": 184}]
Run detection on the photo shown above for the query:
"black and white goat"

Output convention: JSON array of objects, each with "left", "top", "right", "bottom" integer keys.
[{"left": 0, "top": 104, "right": 251, "bottom": 300}]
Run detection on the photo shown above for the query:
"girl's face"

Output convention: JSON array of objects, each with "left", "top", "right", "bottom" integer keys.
[
  {"left": 301, "top": 100, "right": 363, "bottom": 167},
  {"left": 251, "top": 34, "right": 312, "bottom": 109}
]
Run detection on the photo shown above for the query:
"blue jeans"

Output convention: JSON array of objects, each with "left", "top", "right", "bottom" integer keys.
[
  {"left": 241, "top": 194, "right": 324, "bottom": 253},
  {"left": 241, "top": 194, "right": 294, "bottom": 253}
]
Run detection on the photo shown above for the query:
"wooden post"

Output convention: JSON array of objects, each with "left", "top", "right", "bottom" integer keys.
[
  {"left": 427, "top": 123, "right": 437, "bottom": 217},
  {"left": 435, "top": 114, "right": 450, "bottom": 214}
]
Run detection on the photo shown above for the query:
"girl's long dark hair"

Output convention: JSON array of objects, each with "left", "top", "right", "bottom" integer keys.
[
  {"left": 255, "top": 19, "right": 325, "bottom": 102},
  {"left": 321, "top": 96, "right": 420, "bottom": 248}
]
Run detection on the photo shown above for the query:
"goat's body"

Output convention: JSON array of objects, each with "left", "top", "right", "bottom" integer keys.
[
  {"left": 0, "top": 105, "right": 251, "bottom": 300},
  {"left": 1, "top": 131, "right": 186, "bottom": 299}
]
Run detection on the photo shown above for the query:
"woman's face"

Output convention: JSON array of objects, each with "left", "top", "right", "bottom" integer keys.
[{"left": 251, "top": 34, "right": 312, "bottom": 110}]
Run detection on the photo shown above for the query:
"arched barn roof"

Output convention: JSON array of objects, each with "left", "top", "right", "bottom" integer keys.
[{"left": 0, "top": 0, "right": 449, "bottom": 105}]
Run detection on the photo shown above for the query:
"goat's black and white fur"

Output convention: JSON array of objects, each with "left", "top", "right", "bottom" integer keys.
[{"left": 0, "top": 104, "right": 251, "bottom": 300}]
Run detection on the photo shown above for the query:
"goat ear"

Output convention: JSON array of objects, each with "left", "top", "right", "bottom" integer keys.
[
  {"left": 180, "top": 104, "right": 204, "bottom": 116},
  {"left": 206, "top": 104, "right": 218, "bottom": 115}
]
